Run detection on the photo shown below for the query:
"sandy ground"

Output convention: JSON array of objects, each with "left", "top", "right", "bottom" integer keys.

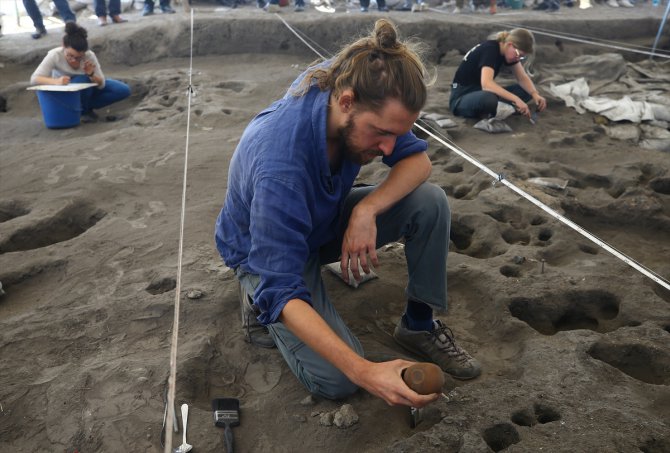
[{"left": 1, "top": 3, "right": 670, "bottom": 452}]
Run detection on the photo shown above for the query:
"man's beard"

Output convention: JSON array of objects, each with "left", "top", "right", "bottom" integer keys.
[{"left": 338, "top": 114, "right": 383, "bottom": 166}]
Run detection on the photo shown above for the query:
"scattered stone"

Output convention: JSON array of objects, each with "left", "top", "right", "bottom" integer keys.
[
  {"left": 319, "top": 412, "right": 334, "bottom": 426},
  {"left": 292, "top": 414, "right": 307, "bottom": 423},
  {"left": 186, "top": 289, "right": 204, "bottom": 299},
  {"left": 512, "top": 256, "right": 526, "bottom": 265},
  {"left": 604, "top": 124, "right": 640, "bottom": 142},
  {"left": 310, "top": 410, "right": 320, "bottom": 417},
  {"left": 333, "top": 404, "right": 359, "bottom": 429},
  {"left": 300, "top": 395, "right": 316, "bottom": 406}
]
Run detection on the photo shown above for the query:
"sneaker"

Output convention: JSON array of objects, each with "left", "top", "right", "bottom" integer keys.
[
  {"left": 411, "top": 2, "right": 428, "bottom": 11},
  {"left": 294, "top": 3, "right": 305, "bottom": 10},
  {"left": 606, "top": 0, "right": 618, "bottom": 6},
  {"left": 161, "top": 5, "right": 176, "bottom": 13},
  {"left": 378, "top": 5, "right": 389, "bottom": 10},
  {"left": 360, "top": 5, "right": 368, "bottom": 10},
  {"left": 452, "top": 6, "right": 461, "bottom": 12},
  {"left": 618, "top": 0, "right": 633, "bottom": 6},
  {"left": 393, "top": 316, "right": 481, "bottom": 380},
  {"left": 397, "top": 1, "right": 412, "bottom": 9},
  {"left": 97, "top": 16, "right": 108, "bottom": 26},
  {"left": 239, "top": 282, "right": 276, "bottom": 349},
  {"left": 142, "top": 6, "right": 154, "bottom": 15},
  {"left": 265, "top": 2, "right": 280, "bottom": 11},
  {"left": 31, "top": 27, "right": 47, "bottom": 39},
  {"left": 579, "top": 0, "right": 592, "bottom": 8}
]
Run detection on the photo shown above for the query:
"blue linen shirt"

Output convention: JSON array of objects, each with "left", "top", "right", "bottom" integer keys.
[{"left": 215, "top": 77, "right": 427, "bottom": 325}]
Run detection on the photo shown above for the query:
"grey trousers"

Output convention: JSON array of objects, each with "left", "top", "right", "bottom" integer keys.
[{"left": 238, "top": 182, "right": 450, "bottom": 399}]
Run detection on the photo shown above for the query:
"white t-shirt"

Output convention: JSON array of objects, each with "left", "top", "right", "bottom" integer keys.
[{"left": 31, "top": 47, "right": 106, "bottom": 89}]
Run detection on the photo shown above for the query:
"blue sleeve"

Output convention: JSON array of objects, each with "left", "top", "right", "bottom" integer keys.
[
  {"left": 381, "top": 130, "right": 428, "bottom": 167},
  {"left": 248, "top": 174, "right": 314, "bottom": 325}
]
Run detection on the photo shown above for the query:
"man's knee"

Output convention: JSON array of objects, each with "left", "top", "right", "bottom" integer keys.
[{"left": 412, "top": 183, "right": 450, "bottom": 218}]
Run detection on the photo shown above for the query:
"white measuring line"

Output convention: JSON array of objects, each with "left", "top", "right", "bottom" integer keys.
[
  {"left": 415, "top": 121, "right": 670, "bottom": 291},
  {"left": 428, "top": 8, "right": 670, "bottom": 59},
  {"left": 164, "top": 7, "right": 196, "bottom": 453}
]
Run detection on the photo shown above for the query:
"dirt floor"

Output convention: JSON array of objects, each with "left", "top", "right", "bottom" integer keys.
[{"left": 1, "top": 3, "right": 669, "bottom": 452}]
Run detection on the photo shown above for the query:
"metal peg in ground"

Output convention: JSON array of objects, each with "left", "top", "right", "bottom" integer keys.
[
  {"left": 212, "top": 398, "right": 240, "bottom": 453},
  {"left": 402, "top": 362, "right": 445, "bottom": 395}
]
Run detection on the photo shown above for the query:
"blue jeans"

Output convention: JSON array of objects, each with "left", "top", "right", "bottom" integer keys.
[
  {"left": 144, "top": 0, "right": 172, "bottom": 10},
  {"left": 237, "top": 182, "right": 450, "bottom": 399},
  {"left": 23, "top": 0, "right": 75, "bottom": 30},
  {"left": 94, "top": 0, "right": 121, "bottom": 17},
  {"left": 70, "top": 75, "right": 131, "bottom": 113},
  {"left": 449, "top": 83, "right": 531, "bottom": 119}
]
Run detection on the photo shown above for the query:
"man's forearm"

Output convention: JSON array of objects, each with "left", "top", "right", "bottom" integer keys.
[{"left": 355, "top": 152, "right": 432, "bottom": 217}]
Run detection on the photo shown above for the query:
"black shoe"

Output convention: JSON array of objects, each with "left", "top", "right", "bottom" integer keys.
[
  {"left": 533, "top": 0, "right": 549, "bottom": 9},
  {"left": 360, "top": 6, "right": 368, "bottom": 10},
  {"left": 31, "top": 28, "right": 47, "bottom": 39},
  {"left": 142, "top": 6, "right": 154, "bottom": 15},
  {"left": 378, "top": 5, "right": 389, "bottom": 10},
  {"left": 161, "top": 6, "right": 176, "bottom": 13}
]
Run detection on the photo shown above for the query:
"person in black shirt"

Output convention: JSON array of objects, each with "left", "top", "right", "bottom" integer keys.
[{"left": 449, "top": 28, "right": 547, "bottom": 121}]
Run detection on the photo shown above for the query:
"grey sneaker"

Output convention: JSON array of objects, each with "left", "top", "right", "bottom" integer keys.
[
  {"left": 393, "top": 316, "right": 481, "bottom": 380},
  {"left": 239, "top": 282, "right": 276, "bottom": 349}
]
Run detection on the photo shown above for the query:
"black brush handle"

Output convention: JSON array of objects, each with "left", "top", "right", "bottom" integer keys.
[{"left": 225, "top": 423, "right": 234, "bottom": 453}]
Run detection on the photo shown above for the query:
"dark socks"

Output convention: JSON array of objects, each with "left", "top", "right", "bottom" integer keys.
[{"left": 405, "top": 299, "right": 434, "bottom": 332}]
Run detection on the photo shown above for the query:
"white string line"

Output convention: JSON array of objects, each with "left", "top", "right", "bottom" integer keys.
[
  {"left": 427, "top": 8, "right": 670, "bottom": 59},
  {"left": 164, "top": 7, "right": 195, "bottom": 453},
  {"left": 276, "top": 16, "right": 670, "bottom": 291},
  {"left": 275, "top": 13, "right": 328, "bottom": 60},
  {"left": 414, "top": 120, "right": 670, "bottom": 291}
]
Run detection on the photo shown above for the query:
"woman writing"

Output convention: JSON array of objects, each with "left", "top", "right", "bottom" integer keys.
[
  {"left": 449, "top": 28, "right": 546, "bottom": 126},
  {"left": 31, "top": 23, "right": 130, "bottom": 121}
]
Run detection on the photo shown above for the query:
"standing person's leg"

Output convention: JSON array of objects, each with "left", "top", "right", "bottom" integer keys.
[
  {"left": 88, "top": 79, "right": 131, "bottom": 110},
  {"left": 52, "top": 0, "right": 76, "bottom": 22},
  {"left": 360, "top": 0, "right": 370, "bottom": 10},
  {"left": 108, "top": 0, "right": 127, "bottom": 22},
  {"left": 143, "top": 0, "right": 155, "bottom": 15},
  {"left": 94, "top": 0, "right": 108, "bottom": 23},
  {"left": 159, "top": 0, "right": 176, "bottom": 13},
  {"left": 239, "top": 254, "right": 363, "bottom": 400},
  {"left": 23, "top": 0, "right": 47, "bottom": 38}
]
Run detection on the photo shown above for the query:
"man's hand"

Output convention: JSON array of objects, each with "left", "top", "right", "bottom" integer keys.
[
  {"left": 340, "top": 204, "right": 379, "bottom": 283},
  {"left": 532, "top": 92, "right": 547, "bottom": 112},
  {"left": 354, "top": 359, "right": 439, "bottom": 407},
  {"left": 57, "top": 76, "right": 71, "bottom": 85},
  {"left": 512, "top": 96, "right": 530, "bottom": 118}
]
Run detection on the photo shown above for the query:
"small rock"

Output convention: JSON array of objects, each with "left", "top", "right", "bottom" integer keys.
[
  {"left": 333, "top": 404, "right": 359, "bottom": 429},
  {"left": 512, "top": 256, "right": 525, "bottom": 265},
  {"left": 186, "top": 289, "right": 203, "bottom": 299},
  {"left": 319, "top": 412, "right": 334, "bottom": 426},
  {"left": 300, "top": 395, "right": 316, "bottom": 406},
  {"left": 292, "top": 414, "right": 307, "bottom": 423},
  {"left": 310, "top": 411, "right": 320, "bottom": 417}
]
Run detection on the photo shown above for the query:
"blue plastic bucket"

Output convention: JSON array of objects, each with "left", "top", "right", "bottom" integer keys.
[
  {"left": 507, "top": 0, "right": 523, "bottom": 8},
  {"left": 36, "top": 90, "right": 82, "bottom": 129}
]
